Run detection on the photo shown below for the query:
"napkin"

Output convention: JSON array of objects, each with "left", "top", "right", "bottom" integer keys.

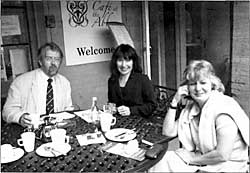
[
  {"left": 76, "top": 131, "right": 106, "bottom": 146},
  {"left": 101, "top": 141, "right": 146, "bottom": 161},
  {"left": 74, "top": 110, "right": 93, "bottom": 123},
  {"left": 50, "top": 112, "right": 75, "bottom": 121},
  {"left": 74, "top": 110, "right": 104, "bottom": 123}
]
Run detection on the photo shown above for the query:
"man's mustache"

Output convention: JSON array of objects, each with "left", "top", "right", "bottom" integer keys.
[{"left": 49, "top": 64, "right": 58, "bottom": 69}]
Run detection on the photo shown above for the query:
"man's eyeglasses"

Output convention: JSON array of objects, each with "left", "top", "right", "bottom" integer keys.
[{"left": 44, "top": 56, "right": 61, "bottom": 63}]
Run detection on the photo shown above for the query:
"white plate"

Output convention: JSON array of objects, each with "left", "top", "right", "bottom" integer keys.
[
  {"left": 50, "top": 112, "right": 75, "bottom": 122},
  {"left": 105, "top": 128, "right": 136, "bottom": 142},
  {"left": 1, "top": 148, "right": 24, "bottom": 164},
  {"left": 36, "top": 142, "right": 71, "bottom": 157}
]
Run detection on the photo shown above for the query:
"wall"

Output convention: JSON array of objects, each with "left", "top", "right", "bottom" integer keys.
[
  {"left": 37, "top": 1, "right": 143, "bottom": 110},
  {"left": 149, "top": 2, "right": 166, "bottom": 86},
  {"left": 121, "top": 2, "right": 143, "bottom": 59},
  {"left": 148, "top": 1, "right": 177, "bottom": 89},
  {"left": 164, "top": 2, "right": 177, "bottom": 89},
  {"left": 204, "top": 2, "right": 231, "bottom": 93},
  {"left": 231, "top": 2, "right": 250, "bottom": 116}
]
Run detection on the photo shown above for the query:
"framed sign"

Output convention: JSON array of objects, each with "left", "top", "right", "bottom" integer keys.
[
  {"left": 1, "top": 15, "right": 21, "bottom": 36},
  {"left": 61, "top": 0, "right": 122, "bottom": 66},
  {"left": 107, "top": 22, "right": 134, "bottom": 48},
  {"left": 1, "top": 50, "right": 7, "bottom": 81},
  {"left": 9, "top": 48, "right": 29, "bottom": 78}
]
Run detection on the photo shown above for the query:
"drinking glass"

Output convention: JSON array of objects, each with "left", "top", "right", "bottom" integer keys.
[
  {"left": 109, "top": 103, "right": 117, "bottom": 115},
  {"left": 103, "top": 103, "right": 117, "bottom": 115},
  {"left": 103, "top": 104, "right": 112, "bottom": 114}
]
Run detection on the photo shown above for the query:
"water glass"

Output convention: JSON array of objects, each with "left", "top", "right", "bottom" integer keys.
[
  {"left": 103, "top": 104, "right": 112, "bottom": 114},
  {"left": 103, "top": 103, "right": 117, "bottom": 115}
]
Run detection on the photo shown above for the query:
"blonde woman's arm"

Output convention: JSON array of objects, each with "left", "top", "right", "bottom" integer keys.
[
  {"left": 175, "top": 114, "right": 238, "bottom": 165},
  {"left": 162, "top": 85, "right": 189, "bottom": 137}
]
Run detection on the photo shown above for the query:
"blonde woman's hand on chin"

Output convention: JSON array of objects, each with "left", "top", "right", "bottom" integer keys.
[
  {"left": 171, "top": 85, "right": 189, "bottom": 106},
  {"left": 117, "top": 105, "right": 131, "bottom": 116}
]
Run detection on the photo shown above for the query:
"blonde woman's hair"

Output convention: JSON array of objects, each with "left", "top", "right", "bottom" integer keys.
[{"left": 183, "top": 60, "right": 225, "bottom": 93}]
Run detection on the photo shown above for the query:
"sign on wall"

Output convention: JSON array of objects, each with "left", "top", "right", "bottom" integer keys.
[
  {"left": 1, "top": 15, "right": 21, "bottom": 36},
  {"left": 61, "top": 1, "right": 122, "bottom": 66}
]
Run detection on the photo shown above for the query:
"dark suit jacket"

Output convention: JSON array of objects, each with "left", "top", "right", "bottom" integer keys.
[{"left": 108, "top": 73, "right": 156, "bottom": 117}]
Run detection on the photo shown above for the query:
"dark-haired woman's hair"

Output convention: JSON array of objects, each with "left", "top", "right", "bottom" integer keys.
[
  {"left": 110, "top": 44, "right": 142, "bottom": 78},
  {"left": 183, "top": 60, "right": 225, "bottom": 93}
]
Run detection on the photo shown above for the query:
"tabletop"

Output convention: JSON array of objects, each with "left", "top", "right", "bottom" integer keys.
[{"left": 1, "top": 112, "right": 173, "bottom": 172}]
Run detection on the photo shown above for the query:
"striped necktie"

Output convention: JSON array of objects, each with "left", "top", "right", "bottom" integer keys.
[{"left": 46, "top": 78, "right": 54, "bottom": 114}]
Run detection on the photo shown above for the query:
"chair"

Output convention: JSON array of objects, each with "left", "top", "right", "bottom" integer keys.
[{"left": 151, "top": 85, "right": 176, "bottom": 125}]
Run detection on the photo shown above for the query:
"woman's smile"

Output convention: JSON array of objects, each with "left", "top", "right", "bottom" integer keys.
[
  {"left": 117, "top": 58, "right": 133, "bottom": 76},
  {"left": 188, "top": 77, "right": 212, "bottom": 107}
]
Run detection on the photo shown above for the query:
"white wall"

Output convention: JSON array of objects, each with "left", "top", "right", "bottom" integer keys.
[{"left": 231, "top": 2, "right": 250, "bottom": 116}]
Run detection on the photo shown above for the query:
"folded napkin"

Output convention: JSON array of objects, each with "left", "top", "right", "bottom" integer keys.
[
  {"left": 74, "top": 110, "right": 93, "bottom": 123},
  {"left": 76, "top": 131, "right": 106, "bottom": 146},
  {"left": 74, "top": 109, "right": 104, "bottom": 123}
]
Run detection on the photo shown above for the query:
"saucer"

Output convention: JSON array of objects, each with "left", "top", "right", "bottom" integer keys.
[
  {"left": 1, "top": 147, "right": 24, "bottom": 164},
  {"left": 36, "top": 142, "right": 71, "bottom": 157}
]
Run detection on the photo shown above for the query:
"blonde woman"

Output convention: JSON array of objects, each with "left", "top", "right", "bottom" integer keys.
[{"left": 149, "top": 60, "right": 249, "bottom": 172}]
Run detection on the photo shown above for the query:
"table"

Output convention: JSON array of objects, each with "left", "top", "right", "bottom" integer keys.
[{"left": 1, "top": 112, "right": 173, "bottom": 172}]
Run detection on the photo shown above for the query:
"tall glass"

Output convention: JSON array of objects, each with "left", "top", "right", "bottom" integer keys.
[{"left": 103, "top": 102, "right": 117, "bottom": 115}]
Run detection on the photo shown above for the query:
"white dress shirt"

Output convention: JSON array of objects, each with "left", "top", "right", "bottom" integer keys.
[{"left": 2, "top": 68, "right": 73, "bottom": 124}]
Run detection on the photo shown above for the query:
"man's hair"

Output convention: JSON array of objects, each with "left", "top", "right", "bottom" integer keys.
[{"left": 37, "top": 42, "right": 64, "bottom": 61}]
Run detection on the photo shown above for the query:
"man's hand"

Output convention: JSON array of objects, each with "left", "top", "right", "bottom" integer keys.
[
  {"left": 19, "top": 113, "right": 33, "bottom": 128},
  {"left": 117, "top": 105, "right": 131, "bottom": 116}
]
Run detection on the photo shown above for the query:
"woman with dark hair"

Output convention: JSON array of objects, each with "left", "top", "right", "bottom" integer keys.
[
  {"left": 149, "top": 60, "right": 249, "bottom": 172},
  {"left": 108, "top": 44, "right": 156, "bottom": 117}
]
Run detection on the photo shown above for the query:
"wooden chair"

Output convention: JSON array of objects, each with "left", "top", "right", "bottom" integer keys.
[{"left": 151, "top": 85, "right": 176, "bottom": 125}]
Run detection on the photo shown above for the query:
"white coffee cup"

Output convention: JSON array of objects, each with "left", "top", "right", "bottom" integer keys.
[
  {"left": 100, "top": 112, "right": 116, "bottom": 132},
  {"left": 1, "top": 144, "right": 14, "bottom": 158},
  {"left": 50, "top": 128, "right": 69, "bottom": 145},
  {"left": 17, "top": 132, "right": 35, "bottom": 152}
]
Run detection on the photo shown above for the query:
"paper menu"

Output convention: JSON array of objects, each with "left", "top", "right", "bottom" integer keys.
[{"left": 76, "top": 132, "right": 106, "bottom": 146}]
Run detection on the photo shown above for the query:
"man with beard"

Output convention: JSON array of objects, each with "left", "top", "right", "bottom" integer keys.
[{"left": 2, "top": 42, "right": 73, "bottom": 127}]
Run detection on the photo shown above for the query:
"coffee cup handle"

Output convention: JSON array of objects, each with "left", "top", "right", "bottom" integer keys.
[
  {"left": 65, "top": 136, "right": 70, "bottom": 144},
  {"left": 111, "top": 117, "right": 116, "bottom": 125},
  {"left": 17, "top": 139, "right": 24, "bottom": 146}
]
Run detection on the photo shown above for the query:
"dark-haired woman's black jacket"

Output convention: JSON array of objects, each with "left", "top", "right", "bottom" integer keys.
[{"left": 108, "top": 73, "right": 156, "bottom": 117}]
